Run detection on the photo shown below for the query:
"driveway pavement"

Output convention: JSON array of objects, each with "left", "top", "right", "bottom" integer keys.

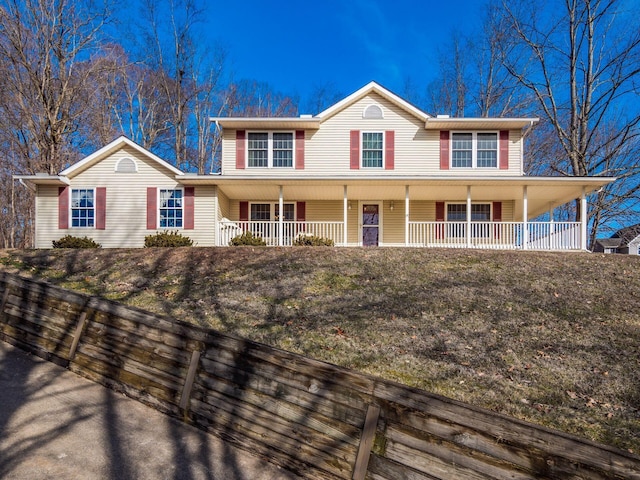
[{"left": 0, "top": 340, "right": 299, "bottom": 480}]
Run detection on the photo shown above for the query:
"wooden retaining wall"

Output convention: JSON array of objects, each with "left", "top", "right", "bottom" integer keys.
[{"left": 1, "top": 271, "right": 638, "bottom": 479}]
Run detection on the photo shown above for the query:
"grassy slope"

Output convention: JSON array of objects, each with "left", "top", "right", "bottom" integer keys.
[{"left": 1, "top": 247, "right": 639, "bottom": 453}]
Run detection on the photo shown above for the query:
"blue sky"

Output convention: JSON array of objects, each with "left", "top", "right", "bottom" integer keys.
[{"left": 205, "top": 0, "right": 483, "bottom": 110}]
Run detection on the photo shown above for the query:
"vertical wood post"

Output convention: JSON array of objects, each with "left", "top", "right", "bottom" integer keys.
[
  {"left": 279, "top": 185, "right": 284, "bottom": 247},
  {"left": 68, "top": 311, "right": 88, "bottom": 360},
  {"left": 180, "top": 350, "right": 201, "bottom": 411},
  {"left": 352, "top": 404, "right": 381, "bottom": 480}
]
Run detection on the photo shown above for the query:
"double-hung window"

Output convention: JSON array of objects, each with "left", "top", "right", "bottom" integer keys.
[
  {"left": 447, "top": 203, "right": 491, "bottom": 238},
  {"left": 159, "top": 189, "right": 183, "bottom": 228},
  {"left": 71, "top": 188, "right": 95, "bottom": 227},
  {"left": 362, "top": 132, "right": 383, "bottom": 168},
  {"left": 250, "top": 203, "right": 295, "bottom": 239},
  {"left": 451, "top": 132, "right": 497, "bottom": 168},
  {"left": 247, "top": 132, "right": 293, "bottom": 168}
]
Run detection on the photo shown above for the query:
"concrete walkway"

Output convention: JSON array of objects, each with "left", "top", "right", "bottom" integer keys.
[{"left": 0, "top": 341, "right": 299, "bottom": 480}]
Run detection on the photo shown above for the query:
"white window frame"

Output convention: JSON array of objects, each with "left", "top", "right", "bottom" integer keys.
[
  {"left": 361, "top": 131, "right": 385, "bottom": 169},
  {"left": 450, "top": 131, "right": 499, "bottom": 169},
  {"left": 246, "top": 131, "right": 295, "bottom": 168},
  {"left": 158, "top": 188, "right": 184, "bottom": 229},
  {"left": 70, "top": 187, "right": 95, "bottom": 228}
]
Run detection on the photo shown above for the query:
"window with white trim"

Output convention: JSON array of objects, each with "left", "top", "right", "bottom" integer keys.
[
  {"left": 71, "top": 188, "right": 95, "bottom": 227},
  {"left": 159, "top": 189, "right": 183, "bottom": 228},
  {"left": 451, "top": 132, "right": 498, "bottom": 168},
  {"left": 362, "top": 132, "right": 383, "bottom": 168},
  {"left": 247, "top": 132, "right": 293, "bottom": 168},
  {"left": 446, "top": 203, "right": 491, "bottom": 237},
  {"left": 250, "top": 203, "right": 295, "bottom": 221}
]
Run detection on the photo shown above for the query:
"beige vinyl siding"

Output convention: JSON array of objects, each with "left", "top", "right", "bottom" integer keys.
[
  {"left": 220, "top": 92, "right": 525, "bottom": 177},
  {"left": 40, "top": 145, "right": 216, "bottom": 248},
  {"left": 382, "top": 200, "right": 405, "bottom": 245},
  {"left": 35, "top": 185, "right": 62, "bottom": 248},
  {"left": 217, "top": 188, "right": 230, "bottom": 220},
  {"left": 306, "top": 201, "right": 342, "bottom": 221},
  {"left": 409, "top": 201, "right": 435, "bottom": 221}
]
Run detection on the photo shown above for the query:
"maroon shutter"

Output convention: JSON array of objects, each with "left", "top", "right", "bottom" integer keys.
[
  {"left": 239, "top": 201, "right": 249, "bottom": 221},
  {"left": 436, "top": 201, "right": 445, "bottom": 240},
  {"left": 499, "top": 130, "right": 509, "bottom": 169},
  {"left": 295, "top": 130, "right": 305, "bottom": 169},
  {"left": 493, "top": 201, "right": 502, "bottom": 239},
  {"left": 58, "top": 186, "right": 69, "bottom": 229},
  {"left": 350, "top": 130, "right": 360, "bottom": 169},
  {"left": 385, "top": 130, "right": 395, "bottom": 170},
  {"left": 146, "top": 187, "right": 157, "bottom": 230},
  {"left": 236, "top": 130, "right": 246, "bottom": 169},
  {"left": 440, "top": 131, "right": 450, "bottom": 170},
  {"left": 184, "top": 187, "right": 194, "bottom": 230},
  {"left": 296, "top": 201, "right": 306, "bottom": 221},
  {"left": 296, "top": 201, "right": 306, "bottom": 233},
  {"left": 96, "top": 187, "right": 106, "bottom": 230}
]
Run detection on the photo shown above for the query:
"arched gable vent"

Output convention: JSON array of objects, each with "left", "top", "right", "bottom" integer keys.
[
  {"left": 363, "top": 104, "right": 383, "bottom": 119},
  {"left": 115, "top": 157, "right": 137, "bottom": 173}
]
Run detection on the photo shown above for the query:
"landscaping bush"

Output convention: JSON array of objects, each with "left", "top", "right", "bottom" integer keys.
[
  {"left": 52, "top": 235, "right": 101, "bottom": 248},
  {"left": 144, "top": 231, "right": 193, "bottom": 247},
  {"left": 229, "top": 231, "right": 267, "bottom": 246},
  {"left": 293, "top": 234, "right": 335, "bottom": 246}
]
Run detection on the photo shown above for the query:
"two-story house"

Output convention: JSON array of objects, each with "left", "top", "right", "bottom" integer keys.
[{"left": 15, "top": 82, "right": 613, "bottom": 249}]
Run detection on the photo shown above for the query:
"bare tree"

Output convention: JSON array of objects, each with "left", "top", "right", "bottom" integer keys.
[
  {"left": 499, "top": 0, "right": 640, "bottom": 245},
  {"left": 0, "top": 0, "right": 113, "bottom": 247}
]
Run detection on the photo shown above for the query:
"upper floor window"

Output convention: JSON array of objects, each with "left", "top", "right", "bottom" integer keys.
[
  {"left": 362, "top": 132, "right": 383, "bottom": 168},
  {"left": 451, "top": 132, "right": 497, "bottom": 168},
  {"left": 247, "top": 132, "right": 293, "bottom": 168},
  {"left": 71, "top": 188, "right": 94, "bottom": 227},
  {"left": 159, "top": 188, "right": 183, "bottom": 228}
]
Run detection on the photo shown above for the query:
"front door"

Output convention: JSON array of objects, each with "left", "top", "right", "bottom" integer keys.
[{"left": 362, "top": 204, "right": 379, "bottom": 246}]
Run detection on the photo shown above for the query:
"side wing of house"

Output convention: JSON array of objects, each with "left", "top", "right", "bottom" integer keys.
[{"left": 33, "top": 140, "right": 217, "bottom": 248}]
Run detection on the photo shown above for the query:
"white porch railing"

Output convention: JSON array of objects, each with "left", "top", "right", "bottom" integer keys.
[
  {"left": 219, "top": 220, "right": 582, "bottom": 250},
  {"left": 218, "top": 221, "right": 344, "bottom": 247},
  {"left": 407, "top": 221, "right": 582, "bottom": 250}
]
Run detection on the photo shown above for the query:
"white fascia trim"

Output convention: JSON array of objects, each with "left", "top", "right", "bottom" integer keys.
[
  {"left": 316, "top": 81, "right": 430, "bottom": 122},
  {"left": 60, "top": 136, "right": 184, "bottom": 177}
]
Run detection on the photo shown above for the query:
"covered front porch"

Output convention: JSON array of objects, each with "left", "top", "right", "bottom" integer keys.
[{"left": 178, "top": 176, "right": 614, "bottom": 250}]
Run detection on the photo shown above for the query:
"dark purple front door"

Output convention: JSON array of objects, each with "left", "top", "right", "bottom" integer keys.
[{"left": 362, "top": 204, "right": 379, "bottom": 246}]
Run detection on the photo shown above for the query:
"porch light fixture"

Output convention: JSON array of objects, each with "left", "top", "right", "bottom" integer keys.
[
  {"left": 348, "top": 201, "right": 352, "bottom": 210},
  {"left": 390, "top": 201, "right": 395, "bottom": 211}
]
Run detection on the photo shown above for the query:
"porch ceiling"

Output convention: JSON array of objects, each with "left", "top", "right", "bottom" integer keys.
[{"left": 178, "top": 175, "right": 614, "bottom": 219}]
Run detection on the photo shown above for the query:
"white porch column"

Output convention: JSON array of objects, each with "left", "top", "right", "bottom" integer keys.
[
  {"left": 343, "top": 185, "right": 348, "bottom": 246},
  {"left": 522, "top": 186, "right": 529, "bottom": 250},
  {"left": 466, "top": 186, "right": 472, "bottom": 248},
  {"left": 581, "top": 187, "right": 587, "bottom": 250},
  {"left": 405, "top": 185, "right": 410, "bottom": 246},
  {"left": 279, "top": 185, "right": 283, "bottom": 247}
]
